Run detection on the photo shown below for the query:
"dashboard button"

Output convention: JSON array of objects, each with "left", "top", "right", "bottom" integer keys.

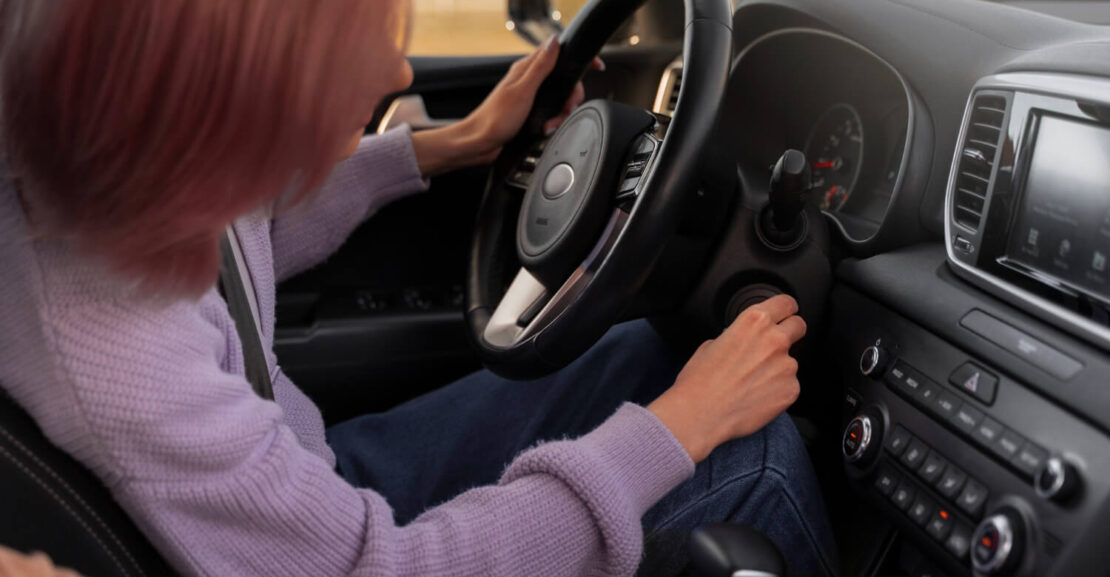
[
  {"left": 992, "top": 429, "right": 1025, "bottom": 461},
  {"left": 960, "top": 311, "right": 1083, "bottom": 381},
  {"left": 892, "top": 481, "right": 916, "bottom": 511},
  {"left": 946, "top": 523, "right": 973, "bottom": 561},
  {"left": 886, "top": 425, "right": 911, "bottom": 456},
  {"left": 875, "top": 468, "right": 899, "bottom": 497},
  {"left": 1012, "top": 443, "right": 1049, "bottom": 479},
  {"left": 949, "top": 362, "right": 999, "bottom": 405},
  {"left": 972, "top": 417, "right": 1004, "bottom": 448},
  {"left": 887, "top": 363, "right": 923, "bottom": 398},
  {"left": 901, "top": 438, "right": 929, "bottom": 470},
  {"left": 918, "top": 451, "right": 948, "bottom": 484},
  {"left": 937, "top": 467, "right": 968, "bottom": 499},
  {"left": 932, "top": 391, "right": 961, "bottom": 420},
  {"left": 957, "top": 479, "right": 989, "bottom": 518},
  {"left": 950, "top": 404, "right": 984, "bottom": 433},
  {"left": 915, "top": 380, "right": 940, "bottom": 407},
  {"left": 927, "top": 508, "right": 955, "bottom": 541},
  {"left": 909, "top": 496, "right": 935, "bottom": 526}
]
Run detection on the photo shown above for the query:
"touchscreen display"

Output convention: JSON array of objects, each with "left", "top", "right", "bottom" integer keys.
[{"left": 1007, "top": 114, "right": 1110, "bottom": 300}]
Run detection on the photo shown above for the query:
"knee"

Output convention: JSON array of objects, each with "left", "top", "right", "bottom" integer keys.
[{"left": 759, "top": 414, "right": 812, "bottom": 478}]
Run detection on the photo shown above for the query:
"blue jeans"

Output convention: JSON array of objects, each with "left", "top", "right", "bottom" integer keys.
[{"left": 328, "top": 320, "right": 838, "bottom": 577}]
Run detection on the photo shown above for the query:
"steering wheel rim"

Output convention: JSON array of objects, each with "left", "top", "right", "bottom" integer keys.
[{"left": 466, "top": 0, "right": 733, "bottom": 380}]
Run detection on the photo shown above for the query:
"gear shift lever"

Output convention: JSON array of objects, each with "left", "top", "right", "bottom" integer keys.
[{"left": 759, "top": 149, "right": 812, "bottom": 249}]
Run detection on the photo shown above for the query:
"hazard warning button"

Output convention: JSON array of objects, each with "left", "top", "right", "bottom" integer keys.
[{"left": 950, "top": 362, "right": 998, "bottom": 406}]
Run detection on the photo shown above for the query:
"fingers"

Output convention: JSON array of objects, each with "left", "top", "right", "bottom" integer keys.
[
  {"left": 748, "top": 294, "right": 799, "bottom": 325},
  {"left": 776, "top": 315, "right": 807, "bottom": 345},
  {"left": 590, "top": 57, "right": 606, "bottom": 71},
  {"left": 542, "top": 81, "right": 586, "bottom": 135},
  {"left": 520, "top": 36, "right": 560, "bottom": 90}
]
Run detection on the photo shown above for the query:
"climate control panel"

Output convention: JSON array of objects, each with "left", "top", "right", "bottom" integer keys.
[{"left": 831, "top": 286, "right": 1110, "bottom": 577}]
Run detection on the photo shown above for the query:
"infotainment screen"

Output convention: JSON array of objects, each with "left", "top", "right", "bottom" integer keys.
[{"left": 1005, "top": 114, "right": 1110, "bottom": 301}]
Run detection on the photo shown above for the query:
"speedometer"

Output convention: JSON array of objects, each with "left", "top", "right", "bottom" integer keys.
[{"left": 805, "top": 104, "right": 864, "bottom": 212}]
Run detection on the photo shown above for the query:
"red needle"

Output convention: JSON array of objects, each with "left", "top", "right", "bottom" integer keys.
[{"left": 813, "top": 161, "right": 835, "bottom": 169}]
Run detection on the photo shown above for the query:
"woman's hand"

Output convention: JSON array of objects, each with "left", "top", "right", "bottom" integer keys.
[
  {"left": 647, "top": 295, "right": 807, "bottom": 463},
  {"left": 411, "top": 37, "right": 602, "bottom": 178}
]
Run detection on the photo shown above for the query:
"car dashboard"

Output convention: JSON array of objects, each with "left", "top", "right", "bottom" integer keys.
[{"left": 649, "top": 1, "right": 1110, "bottom": 576}]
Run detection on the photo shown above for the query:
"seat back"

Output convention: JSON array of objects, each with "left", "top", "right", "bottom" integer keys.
[{"left": 0, "top": 391, "right": 175, "bottom": 577}]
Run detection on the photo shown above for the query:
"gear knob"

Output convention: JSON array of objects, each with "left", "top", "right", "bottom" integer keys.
[{"left": 688, "top": 523, "right": 785, "bottom": 577}]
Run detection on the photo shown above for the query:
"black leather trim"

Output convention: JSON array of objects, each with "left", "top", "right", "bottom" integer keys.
[{"left": 0, "top": 393, "right": 174, "bottom": 576}]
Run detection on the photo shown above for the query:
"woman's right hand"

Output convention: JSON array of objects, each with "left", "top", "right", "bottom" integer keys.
[{"left": 648, "top": 294, "right": 807, "bottom": 463}]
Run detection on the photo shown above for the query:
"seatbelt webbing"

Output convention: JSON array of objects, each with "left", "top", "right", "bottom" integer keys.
[{"left": 218, "top": 230, "right": 274, "bottom": 401}]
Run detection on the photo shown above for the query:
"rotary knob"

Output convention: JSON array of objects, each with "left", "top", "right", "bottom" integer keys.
[
  {"left": 972, "top": 508, "right": 1025, "bottom": 576},
  {"left": 842, "top": 415, "right": 875, "bottom": 464},
  {"left": 1035, "top": 457, "right": 1081, "bottom": 503},
  {"left": 859, "top": 343, "right": 891, "bottom": 377}
]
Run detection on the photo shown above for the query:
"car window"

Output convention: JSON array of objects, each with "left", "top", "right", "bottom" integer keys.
[{"left": 410, "top": 0, "right": 588, "bottom": 56}]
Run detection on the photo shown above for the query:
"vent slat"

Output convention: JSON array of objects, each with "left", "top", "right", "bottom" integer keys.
[{"left": 953, "top": 93, "right": 1008, "bottom": 233}]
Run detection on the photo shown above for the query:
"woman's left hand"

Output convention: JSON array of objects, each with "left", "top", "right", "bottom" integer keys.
[{"left": 411, "top": 37, "right": 604, "bottom": 178}]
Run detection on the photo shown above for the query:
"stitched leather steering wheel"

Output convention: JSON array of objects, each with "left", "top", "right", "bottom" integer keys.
[{"left": 466, "top": 0, "right": 733, "bottom": 379}]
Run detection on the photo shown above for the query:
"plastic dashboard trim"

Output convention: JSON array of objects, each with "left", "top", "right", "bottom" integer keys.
[
  {"left": 730, "top": 27, "right": 918, "bottom": 247},
  {"left": 943, "top": 72, "right": 1110, "bottom": 354}
]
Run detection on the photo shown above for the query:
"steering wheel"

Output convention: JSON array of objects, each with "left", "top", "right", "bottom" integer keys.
[{"left": 466, "top": 0, "right": 733, "bottom": 380}]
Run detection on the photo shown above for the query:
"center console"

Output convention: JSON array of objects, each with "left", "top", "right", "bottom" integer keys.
[{"left": 831, "top": 73, "right": 1110, "bottom": 577}]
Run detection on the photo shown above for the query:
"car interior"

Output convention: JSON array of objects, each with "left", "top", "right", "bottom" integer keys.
[{"left": 2, "top": 0, "right": 1109, "bottom": 576}]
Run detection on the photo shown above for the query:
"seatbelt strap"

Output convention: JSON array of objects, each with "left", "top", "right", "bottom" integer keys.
[{"left": 218, "top": 229, "right": 274, "bottom": 401}]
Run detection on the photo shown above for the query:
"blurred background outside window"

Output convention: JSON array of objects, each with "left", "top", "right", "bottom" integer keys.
[{"left": 409, "top": 0, "right": 590, "bottom": 56}]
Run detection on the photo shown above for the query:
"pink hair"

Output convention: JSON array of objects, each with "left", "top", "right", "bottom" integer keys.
[{"left": 2, "top": 0, "right": 408, "bottom": 297}]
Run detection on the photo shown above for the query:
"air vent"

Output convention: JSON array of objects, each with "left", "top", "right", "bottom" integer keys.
[
  {"left": 953, "top": 94, "right": 1008, "bottom": 231},
  {"left": 653, "top": 62, "right": 683, "bottom": 116}
]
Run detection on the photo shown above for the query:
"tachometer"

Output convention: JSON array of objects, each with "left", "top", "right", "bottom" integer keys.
[{"left": 805, "top": 104, "right": 864, "bottom": 212}]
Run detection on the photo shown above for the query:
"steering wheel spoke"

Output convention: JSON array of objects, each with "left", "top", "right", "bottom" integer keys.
[{"left": 484, "top": 208, "right": 631, "bottom": 349}]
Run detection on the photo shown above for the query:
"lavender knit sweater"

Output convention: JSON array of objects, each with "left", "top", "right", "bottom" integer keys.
[{"left": 0, "top": 127, "right": 695, "bottom": 577}]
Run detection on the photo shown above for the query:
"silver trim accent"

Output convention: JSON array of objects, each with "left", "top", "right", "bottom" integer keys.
[
  {"left": 377, "top": 95, "right": 458, "bottom": 134},
  {"left": 652, "top": 59, "right": 683, "bottom": 115},
  {"left": 972, "top": 514, "right": 1015, "bottom": 575},
  {"left": 732, "top": 571, "right": 781, "bottom": 577},
  {"left": 482, "top": 269, "right": 547, "bottom": 348},
  {"left": 731, "top": 28, "right": 916, "bottom": 246},
  {"left": 842, "top": 415, "right": 873, "bottom": 463},
  {"left": 943, "top": 72, "right": 1110, "bottom": 353},
  {"left": 1034, "top": 456, "right": 1067, "bottom": 500},
  {"left": 859, "top": 345, "right": 882, "bottom": 376}
]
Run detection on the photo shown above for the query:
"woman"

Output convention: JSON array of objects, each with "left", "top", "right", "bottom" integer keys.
[{"left": 0, "top": 1, "right": 836, "bottom": 576}]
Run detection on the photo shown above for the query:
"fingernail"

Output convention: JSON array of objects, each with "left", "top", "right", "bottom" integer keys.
[
  {"left": 596, "top": 58, "right": 606, "bottom": 71},
  {"left": 544, "top": 36, "right": 558, "bottom": 52},
  {"left": 544, "top": 125, "right": 557, "bottom": 136}
]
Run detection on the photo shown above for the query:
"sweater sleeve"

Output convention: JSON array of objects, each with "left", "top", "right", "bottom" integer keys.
[
  {"left": 45, "top": 295, "right": 694, "bottom": 577},
  {"left": 270, "top": 126, "right": 428, "bottom": 282}
]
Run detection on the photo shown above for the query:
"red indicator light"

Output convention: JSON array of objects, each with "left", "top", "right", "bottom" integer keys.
[
  {"left": 981, "top": 537, "right": 993, "bottom": 548},
  {"left": 813, "top": 161, "right": 835, "bottom": 169},
  {"left": 850, "top": 432, "right": 858, "bottom": 439},
  {"left": 940, "top": 510, "right": 949, "bottom": 520}
]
